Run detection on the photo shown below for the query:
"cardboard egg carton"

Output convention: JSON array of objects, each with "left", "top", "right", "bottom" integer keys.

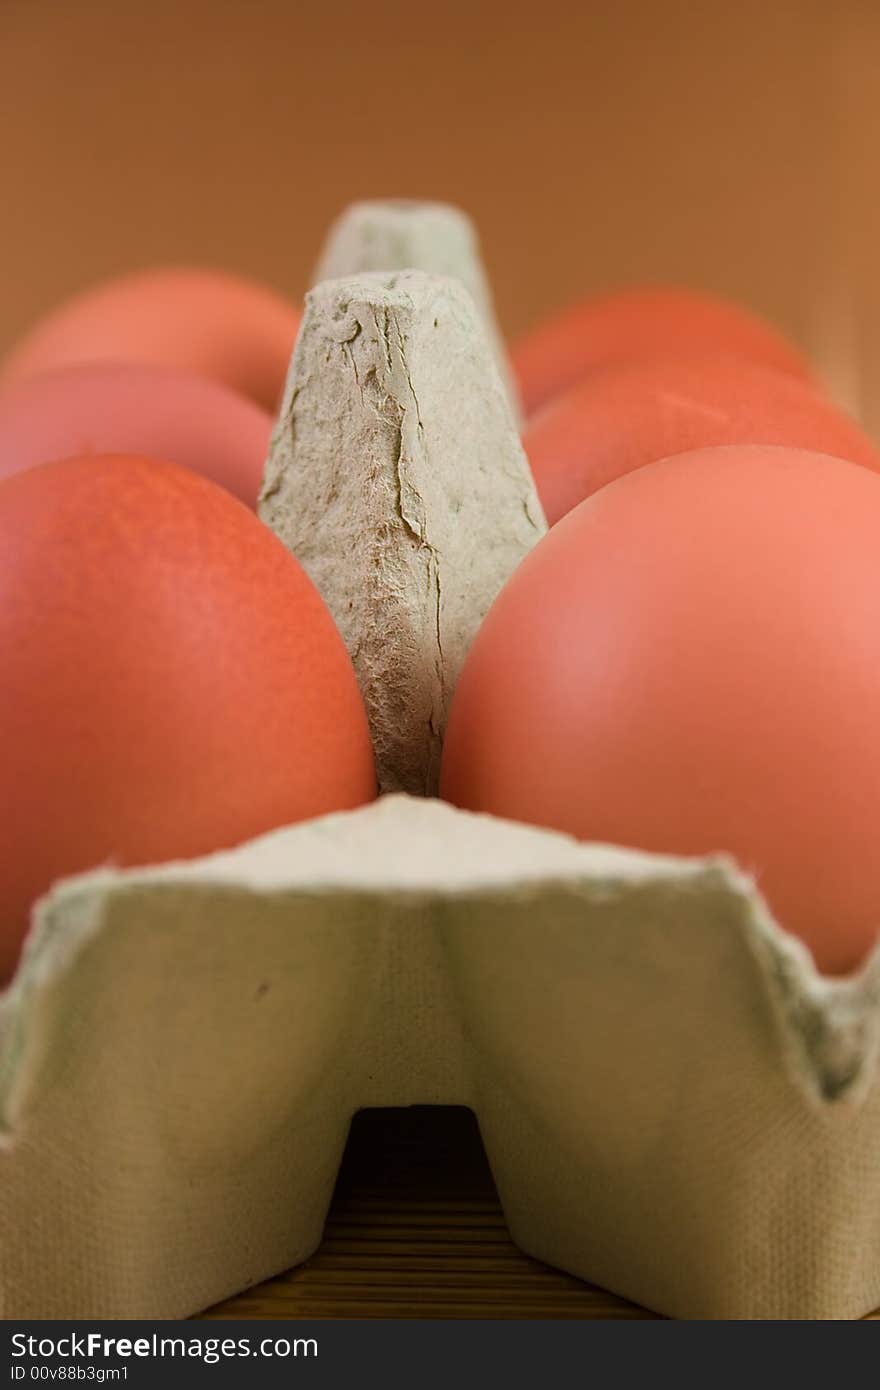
[{"left": 2, "top": 203, "right": 880, "bottom": 1322}]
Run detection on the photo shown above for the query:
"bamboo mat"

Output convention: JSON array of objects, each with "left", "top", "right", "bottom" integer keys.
[
  {"left": 203, "top": 1107, "right": 878, "bottom": 1321},
  {"left": 203, "top": 1108, "right": 650, "bottom": 1319}
]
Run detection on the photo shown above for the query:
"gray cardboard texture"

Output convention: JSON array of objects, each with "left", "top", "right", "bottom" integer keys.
[
  {"left": 2, "top": 796, "right": 880, "bottom": 1320},
  {"left": 259, "top": 270, "right": 545, "bottom": 796},
  {"left": 313, "top": 199, "right": 520, "bottom": 417}
]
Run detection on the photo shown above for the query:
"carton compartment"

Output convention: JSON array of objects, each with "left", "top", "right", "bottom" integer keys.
[{"left": 2, "top": 795, "right": 879, "bottom": 1320}]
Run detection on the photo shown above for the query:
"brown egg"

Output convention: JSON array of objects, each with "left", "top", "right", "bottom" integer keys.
[
  {"left": 0, "top": 453, "right": 376, "bottom": 982},
  {"left": 0, "top": 362, "right": 273, "bottom": 507},
  {"left": 0, "top": 267, "right": 301, "bottom": 412},
  {"left": 442, "top": 445, "right": 880, "bottom": 977},
  {"left": 524, "top": 354, "right": 880, "bottom": 524},
  {"left": 512, "top": 286, "right": 812, "bottom": 417}
]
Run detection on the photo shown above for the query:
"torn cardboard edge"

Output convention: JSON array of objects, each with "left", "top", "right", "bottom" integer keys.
[
  {"left": 259, "top": 270, "right": 545, "bottom": 797},
  {"left": 3, "top": 795, "right": 880, "bottom": 1134},
  {"left": 312, "top": 199, "right": 520, "bottom": 418}
]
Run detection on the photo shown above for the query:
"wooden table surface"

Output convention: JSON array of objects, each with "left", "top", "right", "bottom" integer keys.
[{"left": 202, "top": 1107, "right": 877, "bottom": 1321}]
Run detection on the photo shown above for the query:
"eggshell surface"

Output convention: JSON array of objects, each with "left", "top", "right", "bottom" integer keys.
[
  {"left": 525, "top": 354, "right": 880, "bottom": 524},
  {"left": 512, "top": 286, "right": 813, "bottom": 416},
  {"left": 0, "top": 363, "right": 273, "bottom": 506},
  {"left": 441, "top": 445, "right": 880, "bottom": 976},
  {"left": 0, "top": 268, "right": 301, "bottom": 412},
  {"left": 0, "top": 454, "right": 375, "bottom": 981}
]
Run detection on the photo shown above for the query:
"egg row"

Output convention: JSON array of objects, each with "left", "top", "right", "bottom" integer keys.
[
  {"left": 3, "top": 272, "right": 878, "bottom": 515},
  {"left": 1, "top": 265, "right": 879, "bottom": 983}
]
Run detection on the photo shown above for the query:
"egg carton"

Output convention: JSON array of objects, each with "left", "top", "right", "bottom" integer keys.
[{"left": 2, "top": 203, "right": 880, "bottom": 1322}]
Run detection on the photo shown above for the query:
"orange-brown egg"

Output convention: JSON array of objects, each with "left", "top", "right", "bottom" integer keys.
[
  {"left": 0, "top": 267, "right": 301, "bottom": 412},
  {"left": 0, "top": 362, "right": 273, "bottom": 507},
  {"left": 442, "top": 445, "right": 880, "bottom": 976},
  {"left": 512, "top": 286, "right": 812, "bottom": 417},
  {"left": 524, "top": 354, "right": 879, "bottom": 525},
  {"left": 0, "top": 454, "right": 375, "bottom": 982}
]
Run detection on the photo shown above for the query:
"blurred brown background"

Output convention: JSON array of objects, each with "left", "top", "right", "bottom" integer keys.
[{"left": 1, "top": 0, "right": 877, "bottom": 425}]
